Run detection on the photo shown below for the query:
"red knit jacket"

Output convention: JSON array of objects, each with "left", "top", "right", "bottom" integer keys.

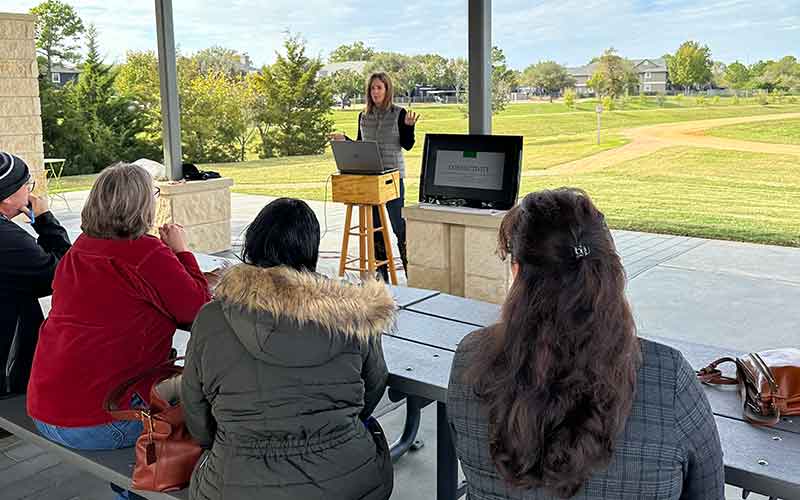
[{"left": 27, "top": 234, "right": 211, "bottom": 427}]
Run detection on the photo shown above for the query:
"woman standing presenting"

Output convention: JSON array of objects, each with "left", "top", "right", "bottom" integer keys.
[{"left": 331, "top": 72, "right": 420, "bottom": 280}]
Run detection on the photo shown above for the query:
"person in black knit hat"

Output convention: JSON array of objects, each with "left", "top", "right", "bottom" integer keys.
[{"left": 0, "top": 152, "right": 71, "bottom": 398}]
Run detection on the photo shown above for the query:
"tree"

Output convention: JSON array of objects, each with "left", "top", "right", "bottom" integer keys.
[
  {"left": 193, "top": 46, "right": 252, "bottom": 77},
  {"left": 444, "top": 58, "right": 468, "bottom": 103},
  {"left": 327, "top": 69, "right": 364, "bottom": 107},
  {"left": 490, "top": 46, "right": 515, "bottom": 112},
  {"left": 711, "top": 61, "right": 727, "bottom": 89},
  {"left": 367, "top": 52, "right": 423, "bottom": 100},
  {"left": 181, "top": 71, "right": 250, "bottom": 162},
  {"left": 748, "top": 60, "right": 774, "bottom": 91},
  {"left": 522, "top": 61, "right": 575, "bottom": 102},
  {"left": 30, "top": 0, "right": 85, "bottom": 78},
  {"left": 250, "top": 35, "right": 334, "bottom": 157},
  {"left": 459, "top": 48, "right": 516, "bottom": 114},
  {"left": 760, "top": 56, "right": 800, "bottom": 93},
  {"left": 329, "top": 41, "right": 375, "bottom": 63},
  {"left": 39, "top": 25, "right": 156, "bottom": 174},
  {"left": 587, "top": 48, "right": 639, "bottom": 98},
  {"left": 666, "top": 41, "right": 713, "bottom": 91},
  {"left": 723, "top": 62, "right": 751, "bottom": 93},
  {"left": 417, "top": 54, "right": 449, "bottom": 88}
]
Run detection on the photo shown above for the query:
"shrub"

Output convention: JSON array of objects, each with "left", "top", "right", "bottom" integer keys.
[
  {"left": 712, "top": 96, "right": 721, "bottom": 105},
  {"left": 563, "top": 88, "right": 576, "bottom": 108},
  {"left": 601, "top": 95, "right": 614, "bottom": 111}
]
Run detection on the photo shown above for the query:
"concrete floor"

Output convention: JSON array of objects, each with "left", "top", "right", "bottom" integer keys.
[{"left": 4, "top": 189, "right": 798, "bottom": 499}]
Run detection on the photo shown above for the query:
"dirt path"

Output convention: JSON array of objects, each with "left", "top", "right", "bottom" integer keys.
[{"left": 525, "top": 112, "right": 800, "bottom": 176}]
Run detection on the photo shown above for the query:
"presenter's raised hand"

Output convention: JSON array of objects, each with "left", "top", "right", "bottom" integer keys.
[
  {"left": 405, "top": 110, "right": 420, "bottom": 126},
  {"left": 329, "top": 132, "right": 346, "bottom": 141}
]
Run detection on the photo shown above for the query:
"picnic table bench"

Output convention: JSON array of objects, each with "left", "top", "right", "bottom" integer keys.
[{"left": 1, "top": 282, "right": 798, "bottom": 499}]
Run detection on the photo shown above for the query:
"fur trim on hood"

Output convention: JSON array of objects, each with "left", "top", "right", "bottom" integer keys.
[{"left": 214, "top": 264, "right": 396, "bottom": 341}]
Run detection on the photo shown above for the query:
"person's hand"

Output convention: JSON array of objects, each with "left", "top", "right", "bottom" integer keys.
[
  {"left": 329, "top": 132, "right": 346, "bottom": 141},
  {"left": 404, "top": 110, "right": 420, "bottom": 126},
  {"left": 28, "top": 194, "right": 49, "bottom": 219},
  {"left": 159, "top": 223, "right": 190, "bottom": 254}
]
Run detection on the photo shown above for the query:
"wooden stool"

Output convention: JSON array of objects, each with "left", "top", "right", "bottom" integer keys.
[{"left": 331, "top": 172, "right": 400, "bottom": 285}]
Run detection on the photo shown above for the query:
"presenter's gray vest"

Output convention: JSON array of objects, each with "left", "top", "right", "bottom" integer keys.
[{"left": 360, "top": 106, "right": 406, "bottom": 178}]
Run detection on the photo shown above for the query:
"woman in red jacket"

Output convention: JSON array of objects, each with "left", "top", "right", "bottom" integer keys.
[{"left": 27, "top": 162, "right": 211, "bottom": 454}]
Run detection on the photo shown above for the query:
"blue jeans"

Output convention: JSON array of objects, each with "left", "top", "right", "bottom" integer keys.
[{"left": 33, "top": 394, "right": 147, "bottom": 500}]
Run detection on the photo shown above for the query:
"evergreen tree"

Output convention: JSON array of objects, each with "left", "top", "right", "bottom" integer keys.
[{"left": 251, "top": 35, "right": 334, "bottom": 157}]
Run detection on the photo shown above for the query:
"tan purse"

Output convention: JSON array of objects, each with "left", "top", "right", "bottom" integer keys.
[
  {"left": 697, "top": 348, "right": 800, "bottom": 426},
  {"left": 103, "top": 359, "right": 202, "bottom": 492}
]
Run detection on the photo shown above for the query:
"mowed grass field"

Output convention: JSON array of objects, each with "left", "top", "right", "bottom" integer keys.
[
  {"left": 54, "top": 98, "right": 800, "bottom": 246},
  {"left": 706, "top": 118, "right": 800, "bottom": 145}
]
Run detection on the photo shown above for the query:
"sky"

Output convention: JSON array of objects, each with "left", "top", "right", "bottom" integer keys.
[{"left": 6, "top": 0, "right": 799, "bottom": 69}]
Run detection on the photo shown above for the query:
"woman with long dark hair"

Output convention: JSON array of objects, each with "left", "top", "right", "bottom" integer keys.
[{"left": 447, "top": 188, "right": 724, "bottom": 499}]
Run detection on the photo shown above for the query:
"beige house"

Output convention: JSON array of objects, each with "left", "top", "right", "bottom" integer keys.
[{"left": 567, "top": 58, "right": 669, "bottom": 95}]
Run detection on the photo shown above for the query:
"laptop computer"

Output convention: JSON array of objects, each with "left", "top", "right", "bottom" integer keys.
[{"left": 331, "top": 140, "right": 397, "bottom": 175}]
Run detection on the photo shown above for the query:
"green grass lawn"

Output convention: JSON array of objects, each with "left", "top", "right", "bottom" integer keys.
[
  {"left": 705, "top": 118, "right": 800, "bottom": 145},
  {"left": 518, "top": 147, "right": 800, "bottom": 247},
  {"left": 50, "top": 100, "right": 800, "bottom": 246}
]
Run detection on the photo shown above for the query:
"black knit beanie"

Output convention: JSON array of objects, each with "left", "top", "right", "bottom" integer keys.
[{"left": 0, "top": 152, "right": 30, "bottom": 201}]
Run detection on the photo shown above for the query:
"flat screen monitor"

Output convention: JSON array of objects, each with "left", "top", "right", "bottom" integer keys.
[{"left": 419, "top": 134, "right": 523, "bottom": 210}]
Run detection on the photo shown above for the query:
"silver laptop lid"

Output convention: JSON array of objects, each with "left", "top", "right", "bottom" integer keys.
[{"left": 331, "top": 141, "right": 393, "bottom": 174}]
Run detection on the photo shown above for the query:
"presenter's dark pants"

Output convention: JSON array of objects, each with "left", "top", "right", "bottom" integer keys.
[{"left": 372, "top": 178, "right": 407, "bottom": 280}]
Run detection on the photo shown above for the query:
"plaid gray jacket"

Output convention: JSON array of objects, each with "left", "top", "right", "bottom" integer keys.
[{"left": 447, "top": 333, "right": 725, "bottom": 500}]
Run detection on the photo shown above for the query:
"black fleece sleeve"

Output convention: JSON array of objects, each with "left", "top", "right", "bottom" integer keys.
[
  {"left": 398, "top": 108, "right": 416, "bottom": 151},
  {"left": 0, "top": 211, "right": 71, "bottom": 298}
]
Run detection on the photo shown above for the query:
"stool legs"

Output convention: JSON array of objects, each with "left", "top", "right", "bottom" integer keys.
[
  {"left": 338, "top": 203, "right": 398, "bottom": 285},
  {"left": 338, "top": 204, "right": 353, "bottom": 277},
  {"left": 377, "top": 204, "right": 398, "bottom": 284},
  {"left": 366, "top": 207, "right": 377, "bottom": 276},
  {"left": 358, "top": 206, "right": 367, "bottom": 275}
]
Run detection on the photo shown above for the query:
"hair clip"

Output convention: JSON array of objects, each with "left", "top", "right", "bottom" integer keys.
[{"left": 574, "top": 244, "right": 591, "bottom": 259}]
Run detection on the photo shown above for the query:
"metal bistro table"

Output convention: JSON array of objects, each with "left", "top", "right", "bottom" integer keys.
[{"left": 394, "top": 291, "right": 800, "bottom": 500}]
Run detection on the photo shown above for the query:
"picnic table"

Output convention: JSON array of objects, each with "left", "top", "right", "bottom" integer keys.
[
  {"left": 0, "top": 256, "right": 797, "bottom": 499},
  {"left": 391, "top": 291, "right": 800, "bottom": 500}
]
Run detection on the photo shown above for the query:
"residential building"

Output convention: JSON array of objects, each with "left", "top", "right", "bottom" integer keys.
[
  {"left": 567, "top": 58, "right": 669, "bottom": 95},
  {"left": 48, "top": 64, "right": 81, "bottom": 87}
]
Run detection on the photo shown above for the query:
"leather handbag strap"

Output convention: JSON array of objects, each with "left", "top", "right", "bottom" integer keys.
[
  {"left": 697, "top": 356, "right": 780, "bottom": 426},
  {"left": 696, "top": 357, "right": 740, "bottom": 385},
  {"left": 104, "top": 358, "right": 184, "bottom": 421}
]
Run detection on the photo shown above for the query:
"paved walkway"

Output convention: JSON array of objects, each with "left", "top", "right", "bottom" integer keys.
[
  {"left": 525, "top": 111, "right": 800, "bottom": 176},
  {"left": 5, "top": 190, "right": 797, "bottom": 499}
]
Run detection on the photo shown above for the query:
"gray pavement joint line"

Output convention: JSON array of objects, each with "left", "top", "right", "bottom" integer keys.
[
  {"left": 627, "top": 240, "right": 711, "bottom": 281},
  {"left": 623, "top": 238, "right": 706, "bottom": 266},
  {"left": 657, "top": 263, "right": 800, "bottom": 288}
]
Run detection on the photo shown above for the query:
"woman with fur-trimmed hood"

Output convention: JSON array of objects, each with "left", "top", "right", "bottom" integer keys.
[{"left": 182, "top": 198, "right": 396, "bottom": 500}]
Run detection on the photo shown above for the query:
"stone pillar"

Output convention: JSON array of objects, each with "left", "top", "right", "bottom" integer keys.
[
  {"left": 404, "top": 205, "right": 511, "bottom": 304},
  {"left": 0, "top": 13, "right": 45, "bottom": 193},
  {"left": 153, "top": 178, "right": 234, "bottom": 254}
]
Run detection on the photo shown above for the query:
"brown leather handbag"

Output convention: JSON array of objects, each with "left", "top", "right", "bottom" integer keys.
[
  {"left": 697, "top": 348, "right": 800, "bottom": 426},
  {"left": 104, "top": 359, "right": 203, "bottom": 492}
]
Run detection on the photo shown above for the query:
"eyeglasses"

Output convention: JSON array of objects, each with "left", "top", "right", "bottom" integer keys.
[
  {"left": 153, "top": 187, "right": 160, "bottom": 198},
  {"left": 26, "top": 179, "right": 36, "bottom": 191}
]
